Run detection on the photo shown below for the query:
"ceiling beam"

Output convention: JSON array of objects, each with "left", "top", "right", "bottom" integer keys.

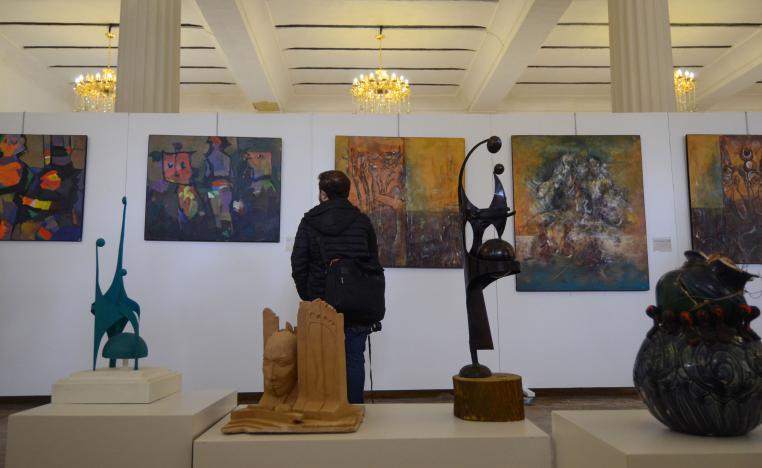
[
  {"left": 0, "top": 30, "right": 73, "bottom": 106},
  {"left": 194, "top": 0, "right": 282, "bottom": 109},
  {"left": 696, "top": 27, "right": 762, "bottom": 110},
  {"left": 461, "top": 0, "right": 572, "bottom": 112}
]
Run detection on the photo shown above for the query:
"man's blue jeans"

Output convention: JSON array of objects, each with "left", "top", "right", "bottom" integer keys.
[{"left": 345, "top": 325, "right": 371, "bottom": 404}]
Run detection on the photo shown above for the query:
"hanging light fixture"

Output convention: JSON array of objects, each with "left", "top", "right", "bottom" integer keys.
[
  {"left": 674, "top": 68, "right": 696, "bottom": 112},
  {"left": 74, "top": 26, "right": 117, "bottom": 112},
  {"left": 351, "top": 27, "right": 411, "bottom": 113}
]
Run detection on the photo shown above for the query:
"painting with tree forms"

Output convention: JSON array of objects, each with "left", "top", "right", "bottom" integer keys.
[
  {"left": 687, "top": 134, "right": 762, "bottom": 263},
  {"left": 335, "top": 136, "right": 464, "bottom": 268},
  {"left": 0, "top": 134, "right": 87, "bottom": 241},
  {"left": 512, "top": 135, "right": 649, "bottom": 291},
  {"left": 145, "top": 135, "right": 281, "bottom": 242}
]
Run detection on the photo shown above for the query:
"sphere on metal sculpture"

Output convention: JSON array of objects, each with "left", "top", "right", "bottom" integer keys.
[
  {"left": 477, "top": 238, "right": 515, "bottom": 262},
  {"left": 486, "top": 136, "right": 502, "bottom": 153},
  {"left": 633, "top": 251, "right": 762, "bottom": 436}
]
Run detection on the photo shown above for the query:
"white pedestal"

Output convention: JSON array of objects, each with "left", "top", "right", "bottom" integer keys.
[
  {"left": 194, "top": 403, "right": 550, "bottom": 468},
  {"left": 6, "top": 390, "right": 236, "bottom": 468},
  {"left": 553, "top": 410, "right": 762, "bottom": 468},
  {"left": 52, "top": 367, "right": 182, "bottom": 403}
]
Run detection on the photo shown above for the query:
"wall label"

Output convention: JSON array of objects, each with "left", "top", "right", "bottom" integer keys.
[{"left": 652, "top": 237, "right": 672, "bottom": 252}]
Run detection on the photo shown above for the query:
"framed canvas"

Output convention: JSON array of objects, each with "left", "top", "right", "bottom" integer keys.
[
  {"left": 335, "top": 136, "right": 464, "bottom": 268},
  {"left": 512, "top": 135, "right": 649, "bottom": 291},
  {"left": 0, "top": 134, "right": 88, "bottom": 241},
  {"left": 145, "top": 135, "right": 281, "bottom": 242},
  {"left": 686, "top": 134, "right": 762, "bottom": 263}
]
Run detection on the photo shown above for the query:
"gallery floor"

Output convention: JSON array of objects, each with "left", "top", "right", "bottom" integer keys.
[{"left": 0, "top": 392, "right": 645, "bottom": 468}]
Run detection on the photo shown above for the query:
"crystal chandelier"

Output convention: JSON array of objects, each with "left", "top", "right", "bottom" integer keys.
[
  {"left": 351, "top": 28, "right": 411, "bottom": 113},
  {"left": 74, "top": 27, "right": 117, "bottom": 112},
  {"left": 674, "top": 68, "right": 696, "bottom": 112}
]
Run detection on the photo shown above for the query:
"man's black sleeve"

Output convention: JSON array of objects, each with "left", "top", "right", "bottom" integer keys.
[
  {"left": 291, "top": 219, "right": 310, "bottom": 300},
  {"left": 366, "top": 216, "right": 380, "bottom": 264}
]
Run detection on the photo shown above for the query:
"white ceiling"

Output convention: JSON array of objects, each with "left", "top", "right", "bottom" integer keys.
[{"left": 0, "top": 0, "right": 761, "bottom": 112}]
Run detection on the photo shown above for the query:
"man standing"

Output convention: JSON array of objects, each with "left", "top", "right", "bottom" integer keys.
[{"left": 291, "top": 170, "right": 380, "bottom": 404}]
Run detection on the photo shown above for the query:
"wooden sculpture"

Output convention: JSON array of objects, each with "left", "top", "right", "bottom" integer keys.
[{"left": 223, "top": 300, "right": 364, "bottom": 434}]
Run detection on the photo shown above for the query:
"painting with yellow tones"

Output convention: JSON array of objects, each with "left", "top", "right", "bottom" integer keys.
[
  {"left": 512, "top": 135, "right": 649, "bottom": 291},
  {"left": 687, "top": 134, "right": 762, "bottom": 263},
  {"left": 335, "top": 136, "right": 464, "bottom": 268}
]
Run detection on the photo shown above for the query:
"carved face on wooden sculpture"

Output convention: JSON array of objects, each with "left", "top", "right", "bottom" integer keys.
[{"left": 262, "top": 330, "right": 297, "bottom": 398}]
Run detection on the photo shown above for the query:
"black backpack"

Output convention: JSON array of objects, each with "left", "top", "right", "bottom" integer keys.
[{"left": 318, "top": 237, "right": 385, "bottom": 325}]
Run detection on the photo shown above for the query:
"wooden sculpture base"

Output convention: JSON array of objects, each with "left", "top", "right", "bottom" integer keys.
[
  {"left": 222, "top": 404, "right": 364, "bottom": 434},
  {"left": 453, "top": 372, "right": 524, "bottom": 422}
]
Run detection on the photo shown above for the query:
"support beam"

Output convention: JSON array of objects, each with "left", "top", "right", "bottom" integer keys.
[
  {"left": 608, "top": 0, "right": 675, "bottom": 112},
  {"left": 696, "top": 28, "right": 762, "bottom": 110},
  {"left": 0, "top": 31, "right": 73, "bottom": 111},
  {"left": 195, "top": 0, "right": 286, "bottom": 110},
  {"left": 462, "top": 0, "right": 571, "bottom": 112},
  {"left": 115, "top": 0, "right": 181, "bottom": 113}
]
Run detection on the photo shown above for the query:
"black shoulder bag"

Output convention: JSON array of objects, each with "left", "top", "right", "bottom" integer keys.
[{"left": 318, "top": 237, "right": 386, "bottom": 324}]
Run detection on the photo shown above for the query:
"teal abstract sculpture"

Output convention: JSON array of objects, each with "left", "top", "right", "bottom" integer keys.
[{"left": 91, "top": 197, "right": 147, "bottom": 370}]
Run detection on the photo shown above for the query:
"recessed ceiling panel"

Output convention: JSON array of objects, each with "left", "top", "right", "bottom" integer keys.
[
  {"left": 518, "top": 67, "right": 610, "bottom": 83},
  {"left": 274, "top": 28, "right": 484, "bottom": 50},
  {"left": 510, "top": 83, "right": 610, "bottom": 96},
  {"left": 531, "top": 48, "right": 611, "bottom": 67},
  {"left": 282, "top": 49, "right": 474, "bottom": 69},
  {"left": 288, "top": 68, "right": 464, "bottom": 85},
  {"left": 265, "top": 0, "right": 498, "bottom": 27}
]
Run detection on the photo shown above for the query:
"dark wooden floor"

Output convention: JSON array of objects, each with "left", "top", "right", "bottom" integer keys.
[{"left": 0, "top": 393, "right": 645, "bottom": 468}]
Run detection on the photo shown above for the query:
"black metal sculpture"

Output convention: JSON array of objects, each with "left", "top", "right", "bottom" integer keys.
[
  {"left": 458, "top": 136, "right": 520, "bottom": 378},
  {"left": 634, "top": 251, "right": 762, "bottom": 436}
]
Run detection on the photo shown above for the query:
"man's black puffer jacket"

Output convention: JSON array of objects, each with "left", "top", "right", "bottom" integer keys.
[{"left": 290, "top": 198, "right": 379, "bottom": 321}]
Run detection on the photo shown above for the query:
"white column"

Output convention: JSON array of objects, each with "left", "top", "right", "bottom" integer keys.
[
  {"left": 608, "top": 0, "right": 676, "bottom": 112},
  {"left": 115, "top": 0, "right": 181, "bottom": 113}
]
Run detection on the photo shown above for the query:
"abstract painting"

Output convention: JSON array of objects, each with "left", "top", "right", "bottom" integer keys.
[
  {"left": 0, "top": 134, "right": 87, "bottom": 241},
  {"left": 687, "top": 134, "right": 762, "bottom": 263},
  {"left": 335, "top": 136, "right": 464, "bottom": 268},
  {"left": 145, "top": 135, "right": 281, "bottom": 242},
  {"left": 512, "top": 135, "right": 649, "bottom": 291}
]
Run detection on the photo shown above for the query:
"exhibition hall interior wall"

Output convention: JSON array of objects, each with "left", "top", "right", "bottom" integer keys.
[{"left": 1, "top": 111, "right": 761, "bottom": 397}]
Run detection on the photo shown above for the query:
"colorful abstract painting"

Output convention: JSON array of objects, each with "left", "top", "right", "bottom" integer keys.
[
  {"left": 687, "top": 134, "right": 762, "bottom": 263},
  {"left": 145, "top": 135, "right": 281, "bottom": 242},
  {"left": 512, "top": 135, "right": 649, "bottom": 291},
  {"left": 335, "top": 136, "right": 464, "bottom": 268},
  {"left": 0, "top": 134, "right": 87, "bottom": 241}
]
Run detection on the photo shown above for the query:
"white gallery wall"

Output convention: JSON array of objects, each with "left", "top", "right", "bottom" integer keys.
[{"left": 1, "top": 111, "right": 761, "bottom": 396}]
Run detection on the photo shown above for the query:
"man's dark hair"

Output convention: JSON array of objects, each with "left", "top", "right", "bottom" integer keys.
[{"left": 318, "top": 170, "right": 351, "bottom": 199}]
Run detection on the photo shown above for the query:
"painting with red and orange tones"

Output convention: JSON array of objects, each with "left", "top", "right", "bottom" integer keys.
[
  {"left": 687, "top": 134, "right": 762, "bottom": 263},
  {"left": 512, "top": 135, "right": 648, "bottom": 291},
  {"left": 335, "top": 136, "right": 464, "bottom": 268},
  {"left": 0, "top": 134, "right": 87, "bottom": 241},
  {"left": 145, "top": 135, "right": 281, "bottom": 242}
]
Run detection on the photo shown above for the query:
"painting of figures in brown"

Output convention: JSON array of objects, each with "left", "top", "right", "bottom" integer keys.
[
  {"left": 687, "top": 135, "right": 762, "bottom": 263},
  {"left": 335, "top": 136, "right": 464, "bottom": 268},
  {"left": 512, "top": 135, "right": 649, "bottom": 291}
]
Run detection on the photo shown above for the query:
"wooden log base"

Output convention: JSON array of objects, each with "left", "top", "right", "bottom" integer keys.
[{"left": 453, "top": 372, "right": 525, "bottom": 422}]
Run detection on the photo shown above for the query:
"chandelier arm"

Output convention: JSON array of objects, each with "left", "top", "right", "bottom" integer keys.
[{"left": 107, "top": 27, "right": 113, "bottom": 69}]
